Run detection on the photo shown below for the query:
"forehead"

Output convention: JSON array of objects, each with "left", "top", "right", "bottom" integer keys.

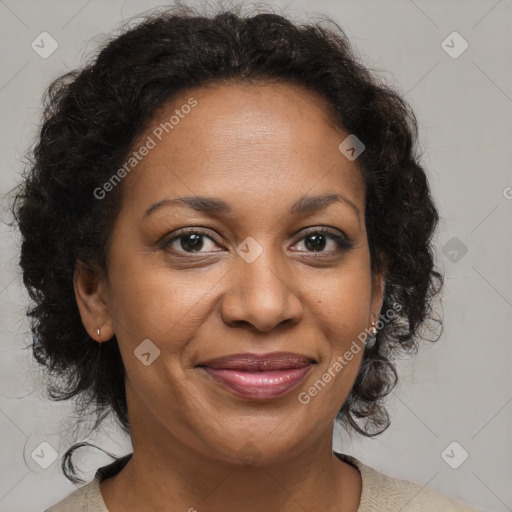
[{"left": 121, "top": 82, "right": 366, "bottom": 214}]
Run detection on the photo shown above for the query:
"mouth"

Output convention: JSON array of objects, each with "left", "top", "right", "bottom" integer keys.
[{"left": 196, "top": 352, "right": 316, "bottom": 400}]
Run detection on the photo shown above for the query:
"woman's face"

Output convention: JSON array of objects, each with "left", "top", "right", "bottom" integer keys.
[{"left": 76, "top": 82, "right": 385, "bottom": 465}]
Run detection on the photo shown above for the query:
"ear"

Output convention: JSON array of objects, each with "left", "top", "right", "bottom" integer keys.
[
  {"left": 73, "top": 260, "right": 114, "bottom": 342},
  {"left": 370, "top": 268, "right": 387, "bottom": 324}
]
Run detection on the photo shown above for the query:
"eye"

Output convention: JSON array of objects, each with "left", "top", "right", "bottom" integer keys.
[
  {"left": 161, "top": 228, "right": 222, "bottom": 254},
  {"left": 292, "top": 228, "right": 354, "bottom": 254}
]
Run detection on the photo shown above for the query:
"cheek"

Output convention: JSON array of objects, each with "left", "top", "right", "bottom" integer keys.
[
  {"left": 312, "top": 260, "right": 373, "bottom": 336},
  {"left": 107, "top": 261, "right": 203, "bottom": 415},
  {"left": 107, "top": 248, "right": 223, "bottom": 362},
  {"left": 307, "top": 261, "right": 372, "bottom": 391}
]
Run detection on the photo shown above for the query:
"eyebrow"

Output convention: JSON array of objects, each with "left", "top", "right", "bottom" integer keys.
[{"left": 143, "top": 193, "right": 360, "bottom": 219}]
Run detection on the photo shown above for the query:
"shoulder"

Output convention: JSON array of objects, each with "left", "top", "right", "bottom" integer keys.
[
  {"left": 44, "top": 477, "right": 108, "bottom": 512},
  {"left": 336, "top": 453, "right": 481, "bottom": 512},
  {"left": 44, "top": 453, "right": 130, "bottom": 511}
]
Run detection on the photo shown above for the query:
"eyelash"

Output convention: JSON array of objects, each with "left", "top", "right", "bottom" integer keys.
[{"left": 160, "top": 227, "right": 355, "bottom": 256}]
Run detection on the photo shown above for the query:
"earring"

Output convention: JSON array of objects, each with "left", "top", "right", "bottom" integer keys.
[
  {"left": 369, "top": 321, "right": 377, "bottom": 337},
  {"left": 96, "top": 327, "right": 101, "bottom": 341}
]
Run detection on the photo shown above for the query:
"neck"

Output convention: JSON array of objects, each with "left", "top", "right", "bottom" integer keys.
[{"left": 99, "top": 391, "right": 361, "bottom": 512}]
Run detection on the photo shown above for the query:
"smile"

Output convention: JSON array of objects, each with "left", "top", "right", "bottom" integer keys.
[{"left": 196, "top": 352, "right": 316, "bottom": 400}]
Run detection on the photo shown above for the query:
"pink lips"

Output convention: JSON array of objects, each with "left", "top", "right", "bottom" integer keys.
[{"left": 197, "top": 352, "right": 315, "bottom": 400}]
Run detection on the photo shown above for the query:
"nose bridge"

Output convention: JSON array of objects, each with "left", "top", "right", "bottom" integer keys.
[
  {"left": 242, "top": 242, "right": 286, "bottom": 296},
  {"left": 221, "top": 237, "right": 302, "bottom": 331}
]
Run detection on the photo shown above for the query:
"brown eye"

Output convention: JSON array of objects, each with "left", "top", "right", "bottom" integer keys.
[
  {"left": 293, "top": 229, "right": 354, "bottom": 253},
  {"left": 162, "top": 229, "right": 222, "bottom": 254}
]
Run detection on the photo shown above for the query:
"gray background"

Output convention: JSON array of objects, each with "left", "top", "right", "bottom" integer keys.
[{"left": 0, "top": 0, "right": 510, "bottom": 511}]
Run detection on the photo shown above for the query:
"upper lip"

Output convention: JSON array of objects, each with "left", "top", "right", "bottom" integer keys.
[{"left": 197, "top": 352, "right": 316, "bottom": 371}]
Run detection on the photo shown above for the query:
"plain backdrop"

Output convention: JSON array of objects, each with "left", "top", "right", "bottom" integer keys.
[{"left": 0, "top": 1, "right": 510, "bottom": 511}]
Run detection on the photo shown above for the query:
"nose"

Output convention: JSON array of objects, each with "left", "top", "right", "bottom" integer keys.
[{"left": 220, "top": 250, "right": 303, "bottom": 333}]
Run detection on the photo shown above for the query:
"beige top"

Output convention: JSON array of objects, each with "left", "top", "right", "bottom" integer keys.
[{"left": 44, "top": 452, "right": 481, "bottom": 511}]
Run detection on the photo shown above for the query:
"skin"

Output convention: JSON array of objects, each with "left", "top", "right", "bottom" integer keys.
[{"left": 74, "top": 81, "right": 386, "bottom": 512}]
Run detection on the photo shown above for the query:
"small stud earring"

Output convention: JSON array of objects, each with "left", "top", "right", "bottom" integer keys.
[
  {"left": 369, "top": 321, "right": 377, "bottom": 337},
  {"left": 96, "top": 327, "right": 101, "bottom": 339}
]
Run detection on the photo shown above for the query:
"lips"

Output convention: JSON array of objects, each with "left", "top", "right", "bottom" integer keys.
[
  {"left": 198, "top": 352, "right": 315, "bottom": 371},
  {"left": 197, "top": 352, "right": 315, "bottom": 400}
]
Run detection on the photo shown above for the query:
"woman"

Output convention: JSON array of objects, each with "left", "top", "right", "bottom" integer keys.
[{"left": 10, "top": 3, "right": 480, "bottom": 511}]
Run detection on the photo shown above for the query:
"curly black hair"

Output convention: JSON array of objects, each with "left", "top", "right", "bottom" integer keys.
[{"left": 8, "top": 1, "right": 443, "bottom": 484}]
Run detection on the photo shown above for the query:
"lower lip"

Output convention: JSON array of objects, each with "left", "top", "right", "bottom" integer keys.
[{"left": 200, "top": 365, "right": 313, "bottom": 400}]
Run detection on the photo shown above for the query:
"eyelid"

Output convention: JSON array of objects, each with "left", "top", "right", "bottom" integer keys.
[{"left": 298, "top": 225, "right": 347, "bottom": 240}]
